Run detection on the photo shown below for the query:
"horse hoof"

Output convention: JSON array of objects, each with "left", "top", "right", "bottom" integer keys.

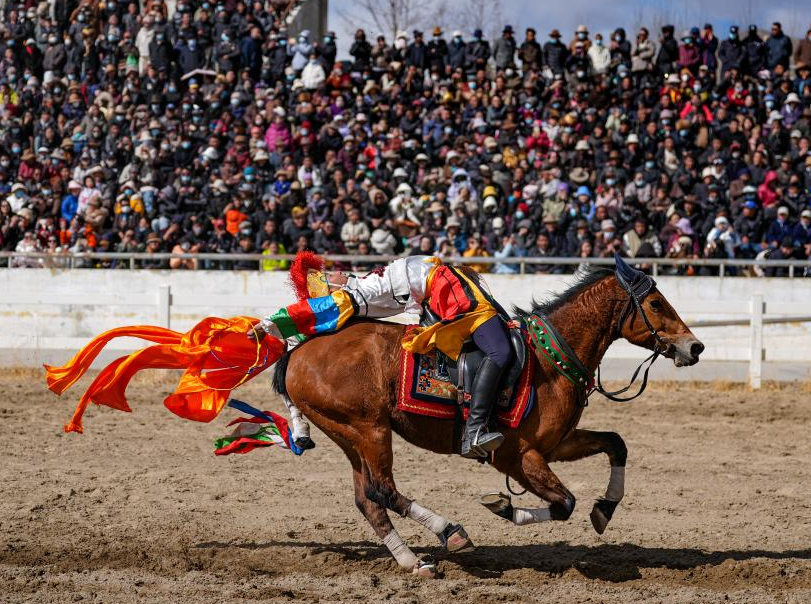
[
  {"left": 412, "top": 556, "right": 438, "bottom": 578},
  {"left": 294, "top": 436, "right": 316, "bottom": 450},
  {"left": 441, "top": 524, "right": 475, "bottom": 553},
  {"left": 480, "top": 492, "right": 513, "bottom": 521},
  {"left": 590, "top": 499, "right": 619, "bottom": 535}
]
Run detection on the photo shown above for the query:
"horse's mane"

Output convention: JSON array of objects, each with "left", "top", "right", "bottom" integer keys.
[{"left": 513, "top": 267, "right": 614, "bottom": 318}]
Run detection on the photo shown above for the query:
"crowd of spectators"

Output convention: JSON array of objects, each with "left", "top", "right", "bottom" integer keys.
[{"left": 2, "top": 1, "right": 811, "bottom": 276}]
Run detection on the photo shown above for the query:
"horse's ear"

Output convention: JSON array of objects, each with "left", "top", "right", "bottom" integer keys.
[
  {"left": 614, "top": 252, "right": 655, "bottom": 298},
  {"left": 614, "top": 252, "right": 637, "bottom": 281}
]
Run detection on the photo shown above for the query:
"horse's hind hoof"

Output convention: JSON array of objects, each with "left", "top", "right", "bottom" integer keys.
[
  {"left": 480, "top": 492, "right": 513, "bottom": 521},
  {"left": 590, "top": 498, "right": 619, "bottom": 535},
  {"left": 412, "top": 556, "right": 438, "bottom": 578},
  {"left": 440, "top": 523, "right": 475, "bottom": 553}
]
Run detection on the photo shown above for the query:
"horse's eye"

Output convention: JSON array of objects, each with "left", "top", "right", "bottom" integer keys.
[{"left": 649, "top": 299, "right": 663, "bottom": 312}]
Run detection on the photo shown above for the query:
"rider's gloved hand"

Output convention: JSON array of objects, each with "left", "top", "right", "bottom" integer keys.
[{"left": 248, "top": 324, "right": 267, "bottom": 342}]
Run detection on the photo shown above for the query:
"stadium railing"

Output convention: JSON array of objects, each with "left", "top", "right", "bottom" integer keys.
[{"left": 0, "top": 252, "right": 809, "bottom": 277}]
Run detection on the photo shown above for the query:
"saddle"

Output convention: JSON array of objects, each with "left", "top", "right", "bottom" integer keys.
[{"left": 418, "top": 307, "right": 528, "bottom": 400}]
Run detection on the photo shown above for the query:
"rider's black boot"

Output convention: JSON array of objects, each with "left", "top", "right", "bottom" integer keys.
[{"left": 460, "top": 358, "right": 505, "bottom": 459}]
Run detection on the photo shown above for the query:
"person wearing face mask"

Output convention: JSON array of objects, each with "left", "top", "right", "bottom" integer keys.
[
  {"left": 215, "top": 28, "right": 240, "bottom": 73},
  {"left": 465, "top": 28, "right": 490, "bottom": 74},
  {"left": 610, "top": 28, "right": 632, "bottom": 72},
  {"left": 677, "top": 30, "right": 701, "bottom": 75},
  {"left": 719, "top": 25, "right": 745, "bottom": 77},
  {"left": 43, "top": 35, "right": 67, "bottom": 77},
  {"left": 318, "top": 30, "right": 337, "bottom": 72},
  {"left": 177, "top": 35, "right": 205, "bottom": 74},
  {"left": 543, "top": 29, "right": 568, "bottom": 77},
  {"left": 447, "top": 30, "right": 466, "bottom": 71},
  {"left": 301, "top": 52, "right": 325, "bottom": 89},
  {"left": 148, "top": 28, "right": 172, "bottom": 72},
  {"left": 427, "top": 26, "right": 449, "bottom": 73}
]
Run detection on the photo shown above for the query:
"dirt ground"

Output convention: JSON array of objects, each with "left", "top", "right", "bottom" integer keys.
[{"left": 1, "top": 370, "right": 810, "bottom": 604}]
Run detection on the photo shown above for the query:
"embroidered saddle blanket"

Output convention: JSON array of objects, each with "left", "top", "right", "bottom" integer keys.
[{"left": 395, "top": 327, "right": 535, "bottom": 429}]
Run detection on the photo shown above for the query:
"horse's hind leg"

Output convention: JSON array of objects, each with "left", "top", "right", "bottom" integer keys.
[
  {"left": 348, "top": 455, "right": 438, "bottom": 578},
  {"left": 547, "top": 429, "right": 627, "bottom": 534},
  {"left": 358, "top": 425, "right": 474, "bottom": 556}
]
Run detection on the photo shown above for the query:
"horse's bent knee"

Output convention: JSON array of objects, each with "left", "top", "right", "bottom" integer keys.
[{"left": 606, "top": 432, "right": 628, "bottom": 466}]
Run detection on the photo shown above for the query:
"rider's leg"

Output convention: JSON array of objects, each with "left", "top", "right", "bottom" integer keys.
[{"left": 461, "top": 316, "right": 512, "bottom": 459}]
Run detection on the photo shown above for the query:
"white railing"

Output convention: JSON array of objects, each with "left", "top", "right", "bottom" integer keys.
[{"left": 1, "top": 251, "right": 810, "bottom": 278}]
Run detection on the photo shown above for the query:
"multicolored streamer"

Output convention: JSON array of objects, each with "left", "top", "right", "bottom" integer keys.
[{"left": 214, "top": 399, "right": 305, "bottom": 456}]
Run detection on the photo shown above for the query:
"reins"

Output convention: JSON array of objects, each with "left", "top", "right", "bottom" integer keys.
[{"left": 528, "top": 269, "right": 664, "bottom": 406}]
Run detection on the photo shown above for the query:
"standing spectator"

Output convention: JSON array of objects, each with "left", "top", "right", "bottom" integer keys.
[
  {"left": 656, "top": 25, "right": 679, "bottom": 75},
  {"left": 631, "top": 28, "right": 656, "bottom": 78},
  {"left": 719, "top": 25, "right": 745, "bottom": 77},
  {"left": 519, "top": 28, "right": 542, "bottom": 73},
  {"left": 794, "top": 27, "right": 811, "bottom": 73},
  {"left": 701, "top": 23, "right": 718, "bottom": 75},
  {"left": 493, "top": 25, "right": 517, "bottom": 70},
  {"left": 766, "top": 22, "right": 792, "bottom": 72},
  {"left": 543, "top": 29, "right": 568, "bottom": 77},
  {"left": 744, "top": 24, "right": 766, "bottom": 75}
]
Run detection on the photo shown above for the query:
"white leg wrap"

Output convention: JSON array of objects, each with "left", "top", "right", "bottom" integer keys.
[
  {"left": 282, "top": 395, "right": 310, "bottom": 440},
  {"left": 382, "top": 530, "right": 418, "bottom": 569},
  {"left": 407, "top": 502, "right": 449, "bottom": 535},
  {"left": 512, "top": 506, "right": 552, "bottom": 526},
  {"left": 605, "top": 466, "right": 625, "bottom": 501}
]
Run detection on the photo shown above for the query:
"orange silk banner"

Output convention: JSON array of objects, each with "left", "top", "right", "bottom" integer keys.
[{"left": 44, "top": 316, "right": 285, "bottom": 434}]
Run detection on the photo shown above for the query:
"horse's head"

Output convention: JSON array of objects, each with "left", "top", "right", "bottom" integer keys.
[{"left": 613, "top": 254, "right": 704, "bottom": 367}]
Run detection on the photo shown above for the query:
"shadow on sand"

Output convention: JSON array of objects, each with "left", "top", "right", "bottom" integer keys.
[{"left": 193, "top": 539, "right": 811, "bottom": 582}]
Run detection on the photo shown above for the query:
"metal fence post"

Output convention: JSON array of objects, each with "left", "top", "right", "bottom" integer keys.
[
  {"left": 157, "top": 285, "right": 171, "bottom": 329},
  {"left": 749, "top": 294, "right": 764, "bottom": 389}
]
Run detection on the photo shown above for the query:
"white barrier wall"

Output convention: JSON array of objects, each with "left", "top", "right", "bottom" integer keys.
[{"left": 0, "top": 269, "right": 809, "bottom": 370}]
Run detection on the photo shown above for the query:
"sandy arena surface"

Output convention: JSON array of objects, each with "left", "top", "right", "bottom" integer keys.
[{"left": 1, "top": 371, "right": 810, "bottom": 604}]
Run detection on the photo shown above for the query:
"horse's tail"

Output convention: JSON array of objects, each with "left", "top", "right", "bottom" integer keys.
[{"left": 272, "top": 349, "right": 291, "bottom": 398}]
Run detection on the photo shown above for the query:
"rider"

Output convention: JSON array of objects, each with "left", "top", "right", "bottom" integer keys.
[{"left": 252, "top": 256, "right": 512, "bottom": 458}]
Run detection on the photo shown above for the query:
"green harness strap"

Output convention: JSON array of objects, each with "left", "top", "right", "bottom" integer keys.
[{"left": 525, "top": 314, "right": 594, "bottom": 392}]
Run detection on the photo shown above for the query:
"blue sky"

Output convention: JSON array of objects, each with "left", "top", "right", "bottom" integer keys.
[{"left": 328, "top": 0, "right": 810, "bottom": 56}]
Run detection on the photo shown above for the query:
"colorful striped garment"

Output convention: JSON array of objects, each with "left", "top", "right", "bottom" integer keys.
[{"left": 263, "top": 289, "right": 355, "bottom": 339}]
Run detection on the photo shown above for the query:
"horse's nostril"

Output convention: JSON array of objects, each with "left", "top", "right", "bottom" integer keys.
[{"left": 690, "top": 341, "right": 705, "bottom": 357}]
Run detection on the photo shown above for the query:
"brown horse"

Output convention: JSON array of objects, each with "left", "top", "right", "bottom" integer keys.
[{"left": 274, "top": 261, "right": 704, "bottom": 577}]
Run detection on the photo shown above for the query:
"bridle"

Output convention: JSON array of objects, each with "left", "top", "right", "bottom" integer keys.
[{"left": 594, "top": 271, "right": 665, "bottom": 403}]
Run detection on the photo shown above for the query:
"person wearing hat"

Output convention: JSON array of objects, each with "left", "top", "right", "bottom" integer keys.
[
  {"left": 781, "top": 92, "right": 803, "bottom": 126},
  {"left": 656, "top": 25, "right": 679, "bottom": 75},
  {"left": 493, "top": 24, "right": 516, "bottom": 70},
  {"left": 466, "top": 28, "right": 490, "bottom": 73},
  {"left": 519, "top": 28, "right": 541, "bottom": 72},
  {"left": 405, "top": 29, "right": 427, "bottom": 71},
  {"left": 427, "top": 26, "right": 448, "bottom": 73},
  {"left": 700, "top": 23, "right": 718, "bottom": 74},
  {"left": 570, "top": 25, "right": 591, "bottom": 54},
  {"left": 448, "top": 30, "right": 467, "bottom": 71},
  {"left": 793, "top": 208, "right": 811, "bottom": 257},
  {"left": 543, "top": 29, "right": 568, "bottom": 76},
  {"left": 719, "top": 25, "right": 746, "bottom": 76},
  {"left": 765, "top": 235, "right": 800, "bottom": 276},
  {"left": 705, "top": 214, "right": 740, "bottom": 259},
  {"left": 764, "top": 206, "right": 794, "bottom": 248}
]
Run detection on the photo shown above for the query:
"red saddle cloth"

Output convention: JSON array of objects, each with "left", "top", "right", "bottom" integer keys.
[{"left": 395, "top": 327, "right": 535, "bottom": 429}]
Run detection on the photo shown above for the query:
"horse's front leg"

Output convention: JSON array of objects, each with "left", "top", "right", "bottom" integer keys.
[
  {"left": 484, "top": 449, "right": 576, "bottom": 525},
  {"left": 547, "top": 428, "right": 627, "bottom": 534}
]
